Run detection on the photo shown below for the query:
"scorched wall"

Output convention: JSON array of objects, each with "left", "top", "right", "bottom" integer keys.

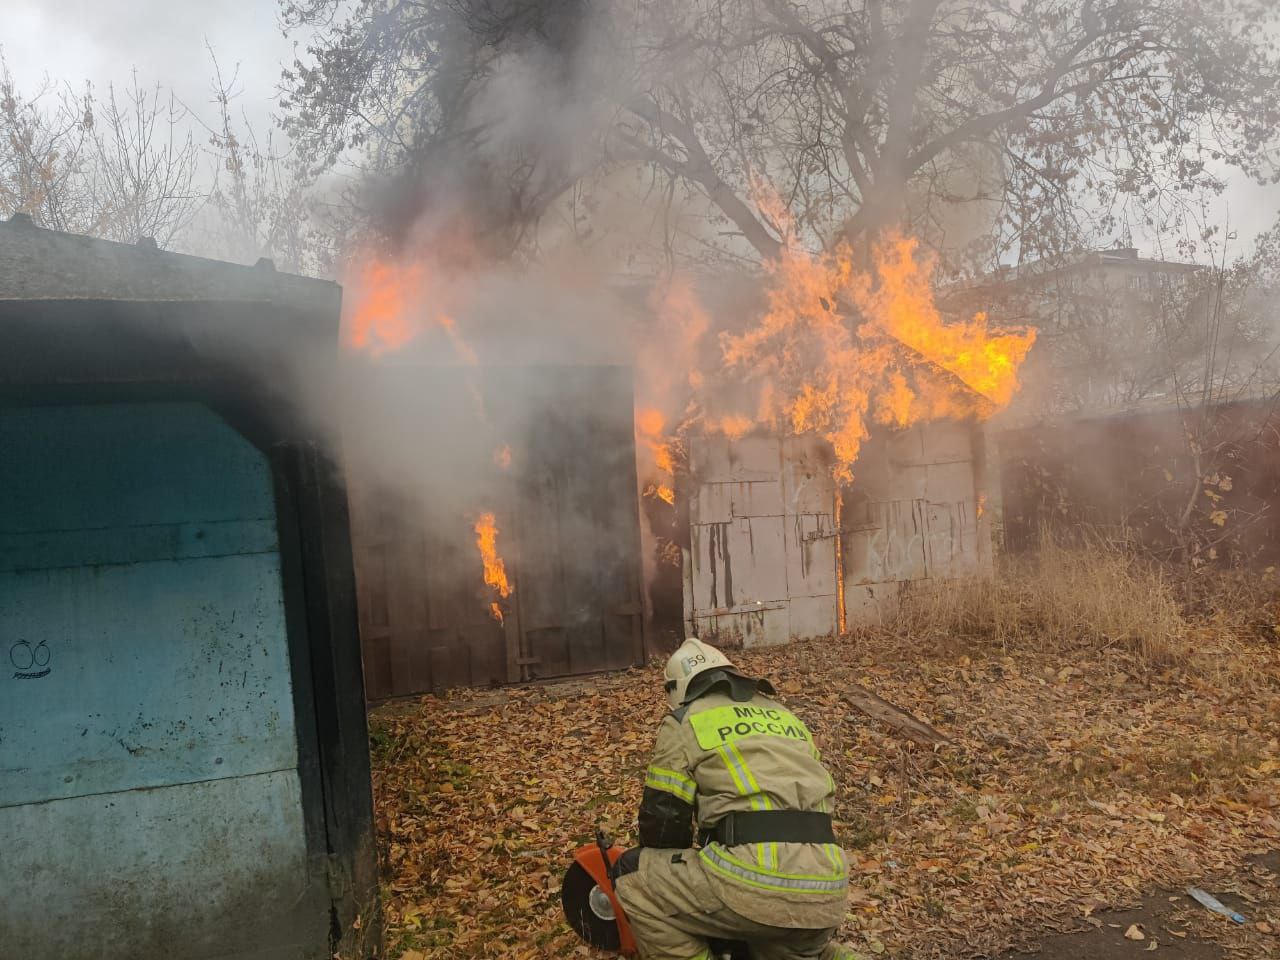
[
  {"left": 684, "top": 420, "right": 991, "bottom": 646},
  {"left": 347, "top": 364, "right": 646, "bottom": 698}
]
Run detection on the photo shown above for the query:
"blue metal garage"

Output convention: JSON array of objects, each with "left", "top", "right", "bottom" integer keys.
[{"left": 0, "top": 215, "right": 378, "bottom": 960}]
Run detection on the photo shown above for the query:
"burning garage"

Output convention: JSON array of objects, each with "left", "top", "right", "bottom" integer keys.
[
  {"left": 337, "top": 230, "right": 1033, "bottom": 671},
  {"left": 682, "top": 419, "right": 993, "bottom": 647},
  {"left": 335, "top": 258, "right": 650, "bottom": 700},
  {"left": 343, "top": 364, "right": 647, "bottom": 699},
  {"left": 649, "top": 233, "right": 1028, "bottom": 648},
  {"left": 0, "top": 215, "right": 378, "bottom": 960}
]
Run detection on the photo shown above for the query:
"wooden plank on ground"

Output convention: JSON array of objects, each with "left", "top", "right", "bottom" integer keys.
[{"left": 842, "top": 684, "right": 949, "bottom": 747}]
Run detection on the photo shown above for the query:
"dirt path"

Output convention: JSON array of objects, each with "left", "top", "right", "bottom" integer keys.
[{"left": 996, "top": 852, "right": 1279, "bottom": 959}]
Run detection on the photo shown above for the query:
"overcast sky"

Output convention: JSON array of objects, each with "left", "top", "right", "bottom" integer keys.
[
  {"left": 3, "top": 0, "right": 1279, "bottom": 264},
  {"left": 3, "top": 0, "right": 296, "bottom": 139}
]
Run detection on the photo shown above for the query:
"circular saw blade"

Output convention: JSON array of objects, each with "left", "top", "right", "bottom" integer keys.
[{"left": 561, "top": 860, "right": 622, "bottom": 951}]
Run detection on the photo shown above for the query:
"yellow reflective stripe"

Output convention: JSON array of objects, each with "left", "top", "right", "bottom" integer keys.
[
  {"left": 648, "top": 765, "right": 692, "bottom": 783},
  {"left": 725, "top": 742, "right": 771, "bottom": 812},
  {"left": 820, "top": 769, "right": 835, "bottom": 814},
  {"left": 709, "top": 843, "right": 846, "bottom": 881},
  {"left": 813, "top": 744, "right": 829, "bottom": 810},
  {"left": 716, "top": 745, "right": 749, "bottom": 795},
  {"left": 767, "top": 841, "right": 779, "bottom": 870},
  {"left": 699, "top": 844, "right": 847, "bottom": 894},
  {"left": 727, "top": 743, "right": 760, "bottom": 792},
  {"left": 716, "top": 743, "right": 770, "bottom": 866},
  {"left": 646, "top": 765, "right": 696, "bottom": 795},
  {"left": 644, "top": 765, "right": 696, "bottom": 804},
  {"left": 823, "top": 843, "right": 844, "bottom": 873}
]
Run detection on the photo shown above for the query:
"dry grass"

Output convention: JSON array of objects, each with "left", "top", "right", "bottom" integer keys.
[
  {"left": 1180, "top": 565, "right": 1280, "bottom": 642},
  {"left": 891, "top": 531, "right": 1190, "bottom": 665}
]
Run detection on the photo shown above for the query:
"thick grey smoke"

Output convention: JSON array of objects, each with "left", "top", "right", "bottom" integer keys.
[{"left": 280, "top": 1, "right": 722, "bottom": 641}]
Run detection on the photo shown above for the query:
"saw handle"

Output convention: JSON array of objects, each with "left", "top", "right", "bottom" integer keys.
[{"left": 596, "top": 825, "right": 616, "bottom": 859}]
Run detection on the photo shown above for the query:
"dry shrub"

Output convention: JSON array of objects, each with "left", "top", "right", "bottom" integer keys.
[
  {"left": 892, "top": 530, "right": 1190, "bottom": 665},
  {"left": 1180, "top": 566, "right": 1280, "bottom": 644}
]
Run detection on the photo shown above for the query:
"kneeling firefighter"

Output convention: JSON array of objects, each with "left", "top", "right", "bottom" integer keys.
[{"left": 613, "top": 639, "right": 860, "bottom": 960}]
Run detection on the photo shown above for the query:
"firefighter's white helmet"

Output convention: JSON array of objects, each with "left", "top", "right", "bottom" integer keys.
[{"left": 664, "top": 638, "right": 736, "bottom": 709}]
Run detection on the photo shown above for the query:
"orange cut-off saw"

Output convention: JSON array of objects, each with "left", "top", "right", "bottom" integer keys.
[{"left": 560, "top": 829, "right": 638, "bottom": 954}]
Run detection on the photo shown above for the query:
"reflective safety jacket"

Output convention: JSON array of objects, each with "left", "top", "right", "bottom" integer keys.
[{"left": 638, "top": 685, "right": 849, "bottom": 928}]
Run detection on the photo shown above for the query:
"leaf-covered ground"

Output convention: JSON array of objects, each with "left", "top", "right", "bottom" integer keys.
[{"left": 370, "top": 627, "right": 1280, "bottom": 959}]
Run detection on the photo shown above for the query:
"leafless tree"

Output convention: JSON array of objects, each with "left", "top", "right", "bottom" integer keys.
[
  {"left": 0, "top": 57, "right": 201, "bottom": 246},
  {"left": 189, "top": 52, "right": 339, "bottom": 276},
  {"left": 280, "top": 0, "right": 1280, "bottom": 269},
  {"left": 0, "top": 57, "right": 94, "bottom": 232},
  {"left": 1154, "top": 225, "right": 1280, "bottom": 564},
  {"left": 83, "top": 75, "right": 202, "bottom": 246}
]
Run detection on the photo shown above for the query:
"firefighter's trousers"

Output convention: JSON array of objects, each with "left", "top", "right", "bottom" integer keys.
[{"left": 615, "top": 849, "right": 861, "bottom": 960}]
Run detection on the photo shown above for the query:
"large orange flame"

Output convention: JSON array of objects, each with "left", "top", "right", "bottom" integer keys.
[
  {"left": 850, "top": 236, "right": 1035, "bottom": 410},
  {"left": 344, "top": 261, "right": 427, "bottom": 355},
  {"left": 715, "top": 213, "right": 1036, "bottom": 481},
  {"left": 632, "top": 277, "right": 716, "bottom": 509},
  {"left": 636, "top": 406, "right": 676, "bottom": 505},
  {"left": 342, "top": 255, "right": 478, "bottom": 366},
  {"left": 341, "top": 198, "right": 1035, "bottom": 583},
  {"left": 637, "top": 408, "right": 674, "bottom": 473},
  {"left": 474, "top": 511, "right": 512, "bottom": 622}
]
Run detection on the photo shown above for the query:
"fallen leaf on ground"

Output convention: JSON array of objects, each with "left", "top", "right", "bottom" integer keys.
[{"left": 367, "top": 615, "right": 1280, "bottom": 959}]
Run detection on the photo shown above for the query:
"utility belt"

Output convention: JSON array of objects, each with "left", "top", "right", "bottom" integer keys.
[{"left": 699, "top": 810, "right": 836, "bottom": 847}]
